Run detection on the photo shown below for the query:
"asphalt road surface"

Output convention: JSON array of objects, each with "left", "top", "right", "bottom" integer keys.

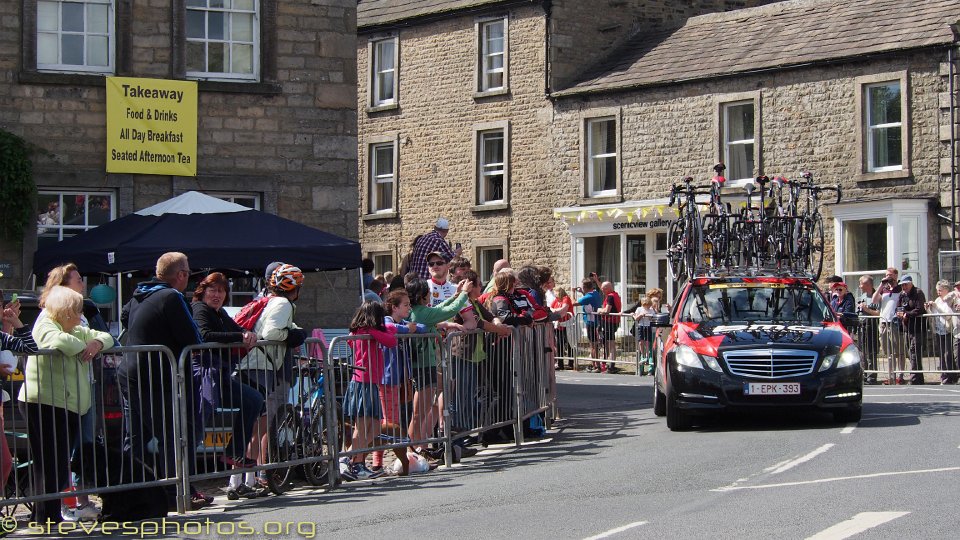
[{"left": 34, "top": 372, "right": 960, "bottom": 539}]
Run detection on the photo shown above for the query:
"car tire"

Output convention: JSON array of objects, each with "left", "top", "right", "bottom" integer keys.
[
  {"left": 653, "top": 383, "right": 666, "bottom": 417},
  {"left": 666, "top": 390, "right": 691, "bottom": 431},
  {"left": 832, "top": 405, "right": 862, "bottom": 424}
]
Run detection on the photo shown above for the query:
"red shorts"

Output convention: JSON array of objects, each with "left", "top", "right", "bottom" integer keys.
[{"left": 379, "top": 384, "right": 402, "bottom": 424}]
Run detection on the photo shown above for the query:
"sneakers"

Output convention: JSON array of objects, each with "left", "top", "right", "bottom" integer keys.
[
  {"left": 338, "top": 458, "right": 358, "bottom": 481},
  {"left": 189, "top": 491, "right": 214, "bottom": 510},
  {"left": 226, "top": 483, "right": 260, "bottom": 501},
  {"left": 352, "top": 463, "right": 384, "bottom": 480},
  {"left": 62, "top": 503, "right": 101, "bottom": 522}
]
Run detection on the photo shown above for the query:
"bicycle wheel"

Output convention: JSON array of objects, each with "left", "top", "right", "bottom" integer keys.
[
  {"left": 685, "top": 213, "right": 702, "bottom": 277},
  {"left": 265, "top": 404, "right": 298, "bottom": 494},
  {"left": 807, "top": 215, "right": 825, "bottom": 280},
  {"left": 666, "top": 220, "right": 685, "bottom": 280},
  {"left": 702, "top": 214, "right": 730, "bottom": 270},
  {"left": 301, "top": 405, "right": 335, "bottom": 486}
]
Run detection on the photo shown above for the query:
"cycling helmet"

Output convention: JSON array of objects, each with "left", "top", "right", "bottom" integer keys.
[{"left": 270, "top": 263, "right": 304, "bottom": 291}]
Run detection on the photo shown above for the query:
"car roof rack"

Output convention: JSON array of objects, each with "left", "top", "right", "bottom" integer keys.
[{"left": 688, "top": 267, "right": 817, "bottom": 280}]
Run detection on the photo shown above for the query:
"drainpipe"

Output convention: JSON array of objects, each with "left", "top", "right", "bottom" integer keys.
[{"left": 951, "top": 23, "right": 960, "bottom": 249}]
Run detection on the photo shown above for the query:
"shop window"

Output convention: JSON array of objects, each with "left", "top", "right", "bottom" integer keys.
[{"left": 37, "top": 190, "right": 115, "bottom": 248}]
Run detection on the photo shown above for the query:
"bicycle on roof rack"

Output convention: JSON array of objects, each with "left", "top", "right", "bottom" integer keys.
[{"left": 667, "top": 175, "right": 710, "bottom": 281}]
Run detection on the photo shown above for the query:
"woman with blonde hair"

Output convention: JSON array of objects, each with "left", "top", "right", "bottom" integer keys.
[{"left": 21, "top": 286, "right": 114, "bottom": 524}]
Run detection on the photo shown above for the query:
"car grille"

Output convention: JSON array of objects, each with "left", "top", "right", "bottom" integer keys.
[{"left": 722, "top": 349, "right": 819, "bottom": 379}]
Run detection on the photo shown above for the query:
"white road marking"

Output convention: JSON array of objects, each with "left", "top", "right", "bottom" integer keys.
[
  {"left": 767, "top": 444, "right": 834, "bottom": 474},
  {"left": 712, "top": 466, "right": 960, "bottom": 492},
  {"left": 840, "top": 425, "right": 856, "bottom": 434},
  {"left": 583, "top": 521, "right": 648, "bottom": 540},
  {"left": 805, "top": 511, "right": 910, "bottom": 540}
]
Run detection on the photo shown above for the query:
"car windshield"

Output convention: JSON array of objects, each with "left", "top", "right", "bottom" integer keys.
[{"left": 680, "top": 282, "right": 832, "bottom": 325}]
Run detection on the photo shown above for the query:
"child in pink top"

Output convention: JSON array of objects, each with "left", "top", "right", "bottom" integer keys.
[{"left": 339, "top": 302, "right": 397, "bottom": 480}]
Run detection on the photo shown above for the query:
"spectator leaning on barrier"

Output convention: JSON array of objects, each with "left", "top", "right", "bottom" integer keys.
[
  {"left": 1, "top": 292, "right": 38, "bottom": 497},
  {"left": 575, "top": 278, "right": 603, "bottom": 372},
  {"left": 873, "top": 267, "right": 904, "bottom": 385},
  {"left": 896, "top": 275, "right": 926, "bottom": 385},
  {"left": 119, "top": 251, "right": 209, "bottom": 509},
  {"left": 24, "top": 285, "right": 114, "bottom": 524},
  {"left": 597, "top": 281, "right": 622, "bottom": 374},
  {"left": 857, "top": 276, "right": 880, "bottom": 385},
  {"left": 925, "top": 280, "right": 959, "bottom": 385},
  {"left": 236, "top": 263, "right": 306, "bottom": 496}
]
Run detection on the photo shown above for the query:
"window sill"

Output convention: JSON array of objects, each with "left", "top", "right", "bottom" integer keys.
[
  {"left": 367, "top": 103, "right": 399, "bottom": 114},
  {"left": 578, "top": 195, "right": 622, "bottom": 206},
  {"left": 196, "top": 80, "right": 282, "bottom": 95},
  {"left": 473, "top": 88, "right": 510, "bottom": 100},
  {"left": 18, "top": 70, "right": 107, "bottom": 86},
  {"left": 857, "top": 168, "right": 911, "bottom": 182},
  {"left": 471, "top": 202, "right": 509, "bottom": 212},
  {"left": 362, "top": 212, "right": 398, "bottom": 222}
]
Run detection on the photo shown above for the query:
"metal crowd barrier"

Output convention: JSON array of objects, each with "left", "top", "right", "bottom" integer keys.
[
  {"left": 555, "top": 310, "right": 660, "bottom": 375},
  {"left": 1, "top": 345, "right": 185, "bottom": 518},
  {"left": 854, "top": 313, "right": 960, "bottom": 384}
]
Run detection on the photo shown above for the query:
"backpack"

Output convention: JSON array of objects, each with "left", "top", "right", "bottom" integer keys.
[{"left": 234, "top": 296, "right": 272, "bottom": 331}]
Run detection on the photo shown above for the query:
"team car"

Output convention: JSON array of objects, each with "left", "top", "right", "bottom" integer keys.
[{"left": 651, "top": 276, "right": 862, "bottom": 430}]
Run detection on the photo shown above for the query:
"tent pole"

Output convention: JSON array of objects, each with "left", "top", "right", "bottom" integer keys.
[
  {"left": 358, "top": 267, "right": 364, "bottom": 304},
  {"left": 116, "top": 272, "right": 123, "bottom": 335}
]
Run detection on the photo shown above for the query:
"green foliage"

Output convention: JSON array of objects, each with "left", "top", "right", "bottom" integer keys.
[{"left": 0, "top": 129, "right": 36, "bottom": 242}]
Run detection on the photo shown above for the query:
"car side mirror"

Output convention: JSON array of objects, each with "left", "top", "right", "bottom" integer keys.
[
  {"left": 650, "top": 313, "right": 672, "bottom": 328},
  {"left": 840, "top": 312, "right": 859, "bottom": 331}
]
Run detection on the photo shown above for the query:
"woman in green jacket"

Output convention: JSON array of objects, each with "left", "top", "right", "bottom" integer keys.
[
  {"left": 405, "top": 278, "right": 471, "bottom": 451},
  {"left": 21, "top": 286, "right": 114, "bottom": 523}
]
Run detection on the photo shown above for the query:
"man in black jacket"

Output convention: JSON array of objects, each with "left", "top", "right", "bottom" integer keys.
[
  {"left": 118, "top": 252, "right": 208, "bottom": 508},
  {"left": 896, "top": 275, "right": 927, "bottom": 385}
]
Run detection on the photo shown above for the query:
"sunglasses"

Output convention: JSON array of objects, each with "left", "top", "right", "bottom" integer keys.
[{"left": 427, "top": 261, "right": 446, "bottom": 267}]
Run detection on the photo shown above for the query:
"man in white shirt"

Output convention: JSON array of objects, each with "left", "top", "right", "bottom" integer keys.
[
  {"left": 872, "top": 267, "right": 904, "bottom": 384},
  {"left": 426, "top": 251, "right": 457, "bottom": 307}
]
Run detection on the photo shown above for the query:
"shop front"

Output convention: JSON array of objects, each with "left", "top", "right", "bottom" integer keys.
[{"left": 555, "top": 200, "right": 678, "bottom": 307}]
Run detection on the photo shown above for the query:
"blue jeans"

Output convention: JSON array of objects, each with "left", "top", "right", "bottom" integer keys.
[{"left": 222, "top": 375, "right": 264, "bottom": 458}]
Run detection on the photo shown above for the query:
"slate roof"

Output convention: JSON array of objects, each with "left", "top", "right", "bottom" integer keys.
[
  {"left": 358, "top": 0, "right": 517, "bottom": 30},
  {"left": 555, "top": 0, "right": 960, "bottom": 97}
]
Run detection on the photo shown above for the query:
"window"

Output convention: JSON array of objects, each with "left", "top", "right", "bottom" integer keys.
[
  {"left": 473, "top": 121, "right": 509, "bottom": 208},
  {"left": 586, "top": 117, "right": 618, "bottom": 198},
  {"left": 477, "top": 246, "right": 504, "bottom": 283},
  {"left": 370, "top": 37, "right": 398, "bottom": 108},
  {"left": 370, "top": 253, "right": 394, "bottom": 275},
  {"left": 722, "top": 101, "right": 755, "bottom": 181},
  {"left": 834, "top": 200, "right": 928, "bottom": 291},
  {"left": 186, "top": 0, "right": 259, "bottom": 81},
  {"left": 477, "top": 18, "right": 507, "bottom": 94},
  {"left": 37, "top": 190, "right": 115, "bottom": 248},
  {"left": 211, "top": 192, "right": 260, "bottom": 209},
  {"left": 855, "top": 72, "right": 909, "bottom": 180},
  {"left": 369, "top": 142, "right": 396, "bottom": 213},
  {"left": 865, "top": 82, "right": 902, "bottom": 172},
  {"left": 36, "top": 0, "right": 114, "bottom": 73}
]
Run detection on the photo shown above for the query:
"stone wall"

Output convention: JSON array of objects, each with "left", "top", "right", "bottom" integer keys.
[{"left": 0, "top": 0, "right": 358, "bottom": 328}]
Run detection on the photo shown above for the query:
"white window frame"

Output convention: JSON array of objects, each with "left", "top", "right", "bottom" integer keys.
[
  {"left": 369, "top": 252, "right": 394, "bottom": 276},
  {"left": 855, "top": 71, "right": 910, "bottom": 181},
  {"left": 584, "top": 115, "right": 619, "bottom": 199},
  {"left": 476, "top": 245, "right": 506, "bottom": 283},
  {"left": 476, "top": 17, "right": 508, "bottom": 95},
  {"left": 36, "top": 0, "right": 115, "bottom": 73},
  {"left": 368, "top": 141, "right": 397, "bottom": 214},
  {"left": 865, "top": 82, "right": 903, "bottom": 173},
  {"left": 185, "top": 0, "right": 260, "bottom": 81},
  {"left": 369, "top": 36, "right": 399, "bottom": 109},
  {"left": 210, "top": 192, "right": 261, "bottom": 210},
  {"left": 832, "top": 199, "right": 929, "bottom": 292},
  {"left": 722, "top": 100, "right": 756, "bottom": 182},
  {"left": 36, "top": 190, "right": 116, "bottom": 242},
  {"left": 472, "top": 120, "right": 510, "bottom": 208}
]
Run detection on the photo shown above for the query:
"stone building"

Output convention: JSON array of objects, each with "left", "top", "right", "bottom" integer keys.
[
  {"left": 358, "top": 0, "right": 960, "bottom": 304},
  {"left": 0, "top": 0, "right": 358, "bottom": 326}
]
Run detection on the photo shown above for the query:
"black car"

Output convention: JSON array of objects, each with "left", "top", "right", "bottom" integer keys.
[{"left": 651, "top": 276, "right": 863, "bottom": 431}]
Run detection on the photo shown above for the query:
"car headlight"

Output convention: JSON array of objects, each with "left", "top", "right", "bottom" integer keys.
[
  {"left": 674, "top": 345, "right": 723, "bottom": 372},
  {"left": 820, "top": 346, "right": 861, "bottom": 371}
]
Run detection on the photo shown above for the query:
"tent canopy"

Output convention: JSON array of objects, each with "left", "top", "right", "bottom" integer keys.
[{"left": 33, "top": 191, "right": 361, "bottom": 277}]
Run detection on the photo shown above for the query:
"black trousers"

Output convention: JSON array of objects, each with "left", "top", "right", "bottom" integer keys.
[
  {"left": 23, "top": 402, "right": 78, "bottom": 523},
  {"left": 905, "top": 331, "right": 925, "bottom": 384}
]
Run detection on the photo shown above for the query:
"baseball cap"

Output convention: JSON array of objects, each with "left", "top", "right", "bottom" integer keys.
[
  {"left": 830, "top": 282, "right": 847, "bottom": 289},
  {"left": 426, "top": 251, "right": 446, "bottom": 262},
  {"left": 435, "top": 217, "right": 450, "bottom": 230},
  {"left": 897, "top": 275, "right": 913, "bottom": 285}
]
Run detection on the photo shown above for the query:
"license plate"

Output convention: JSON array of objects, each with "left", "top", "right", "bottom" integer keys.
[
  {"left": 744, "top": 382, "right": 800, "bottom": 395},
  {"left": 202, "top": 432, "right": 232, "bottom": 448}
]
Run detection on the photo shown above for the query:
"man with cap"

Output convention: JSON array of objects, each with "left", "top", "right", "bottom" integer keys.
[
  {"left": 872, "top": 267, "right": 905, "bottom": 384},
  {"left": 829, "top": 281, "right": 856, "bottom": 315},
  {"left": 896, "top": 275, "right": 927, "bottom": 385},
  {"left": 410, "top": 218, "right": 462, "bottom": 279}
]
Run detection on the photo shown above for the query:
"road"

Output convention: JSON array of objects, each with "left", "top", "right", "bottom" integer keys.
[{"left": 44, "top": 372, "right": 960, "bottom": 539}]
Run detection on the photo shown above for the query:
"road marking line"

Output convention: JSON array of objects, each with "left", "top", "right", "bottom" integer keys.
[
  {"left": 712, "top": 466, "right": 960, "bottom": 492},
  {"left": 583, "top": 521, "right": 648, "bottom": 540},
  {"left": 805, "top": 511, "right": 910, "bottom": 540},
  {"left": 767, "top": 444, "right": 834, "bottom": 474},
  {"left": 840, "top": 426, "right": 856, "bottom": 434}
]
